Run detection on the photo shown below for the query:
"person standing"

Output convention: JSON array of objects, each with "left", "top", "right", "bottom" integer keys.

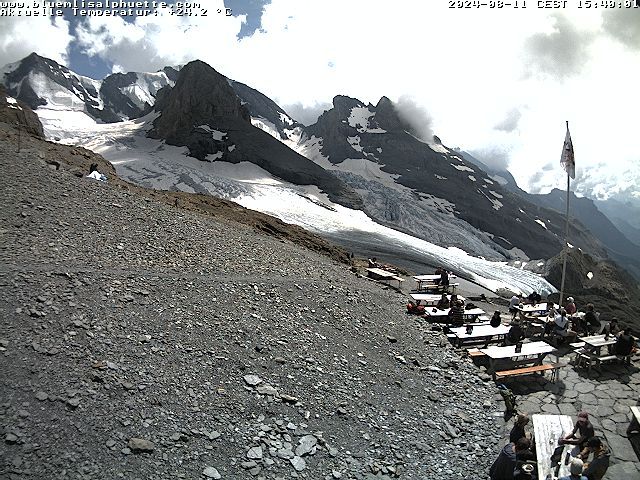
[{"left": 565, "top": 296, "right": 577, "bottom": 315}]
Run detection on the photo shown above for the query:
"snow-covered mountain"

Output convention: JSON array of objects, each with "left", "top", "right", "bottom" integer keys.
[
  {"left": 0, "top": 52, "right": 177, "bottom": 123},
  {"left": 5, "top": 53, "right": 616, "bottom": 295}
]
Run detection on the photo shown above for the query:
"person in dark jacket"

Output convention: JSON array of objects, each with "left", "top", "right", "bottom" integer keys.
[
  {"left": 448, "top": 300, "right": 465, "bottom": 327},
  {"left": 583, "top": 304, "right": 600, "bottom": 334},
  {"left": 489, "top": 438, "right": 532, "bottom": 480},
  {"left": 491, "top": 311, "right": 503, "bottom": 328},
  {"left": 436, "top": 293, "right": 449, "bottom": 310},
  {"left": 581, "top": 437, "right": 610, "bottom": 480},
  {"left": 613, "top": 327, "right": 635, "bottom": 356},
  {"left": 509, "top": 414, "right": 530, "bottom": 443},
  {"left": 505, "top": 320, "right": 525, "bottom": 346}
]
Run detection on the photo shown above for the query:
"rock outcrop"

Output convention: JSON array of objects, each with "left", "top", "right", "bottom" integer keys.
[{"left": 0, "top": 85, "right": 44, "bottom": 137}]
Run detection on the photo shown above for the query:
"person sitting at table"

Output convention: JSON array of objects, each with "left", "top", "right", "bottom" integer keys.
[
  {"left": 489, "top": 438, "right": 532, "bottom": 480},
  {"left": 449, "top": 293, "right": 462, "bottom": 308},
  {"left": 612, "top": 327, "right": 635, "bottom": 357},
  {"left": 509, "top": 294, "right": 523, "bottom": 318},
  {"left": 559, "top": 411, "right": 594, "bottom": 451},
  {"left": 582, "top": 303, "right": 601, "bottom": 335},
  {"left": 565, "top": 296, "right": 577, "bottom": 315},
  {"left": 415, "top": 301, "right": 426, "bottom": 316},
  {"left": 509, "top": 413, "right": 530, "bottom": 443},
  {"left": 505, "top": 319, "right": 525, "bottom": 346},
  {"left": 491, "top": 310, "right": 502, "bottom": 328},
  {"left": 580, "top": 437, "right": 610, "bottom": 480},
  {"left": 551, "top": 308, "right": 577, "bottom": 343},
  {"left": 527, "top": 290, "right": 541, "bottom": 305},
  {"left": 368, "top": 257, "right": 379, "bottom": 268},
  {"left": 559, "top": 458, "right": 588, "bottom": 480},
  {"left": 436, "top": 293, "right": 449, "bottom": 310},
  {"left": 448, "top": 300, "right": 465, "bottom": 327},
  {"left": 608, "top": 317, "right": 621, "bottom": 337}
]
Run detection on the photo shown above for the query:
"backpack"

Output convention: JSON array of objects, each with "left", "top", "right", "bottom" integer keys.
[{"left": 497, "top": 384, "right": 517, "bottom": 417}]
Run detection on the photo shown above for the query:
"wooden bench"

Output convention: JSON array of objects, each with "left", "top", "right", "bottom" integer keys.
[
  {"left": 577, "top": 353, "right": 632, "bottom": 373},
  {"left": 468, "top": 348, "right": 486, "bottom": 358},
  {"left": 495, "top": 363, "right": 561, "bottom": 382},
  {"left": 569, "top": 342, "right": 585, "bottom": 349}
]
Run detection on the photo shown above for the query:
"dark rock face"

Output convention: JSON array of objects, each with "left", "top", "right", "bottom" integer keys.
[
  {"left": 461, "top": 150, "right": 640, "bottom": 279},
  {"left": 304, "top": 95, "right": 606, "bottom": 260},
  {"left": 0, "top": 85, "right": 44, "bottom": 137},
  {"left": 99, "top": 72, "right": 148, "bottom": 120},
  {"left": 528, "top": 189, "right": 640, "bottom": 281},
  {"left": 228, "top": 79, "right": 303, "bottom": 140},
  {"left": 148, "top": 61, "right": 363, "bottom": 210},
  {"left": 148, "top": 60, "right": 251, "bottom": 145}
]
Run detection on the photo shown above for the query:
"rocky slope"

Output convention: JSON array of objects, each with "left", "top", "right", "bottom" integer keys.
[{"left": 0, "top": 114, "right": 506, "bottom": 479}]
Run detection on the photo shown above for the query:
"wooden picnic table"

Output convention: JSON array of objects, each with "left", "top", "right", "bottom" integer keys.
[
  {"left": 581, "top": 334, "right": 617, "bottom": 353},
  {"left": 409, "top": 293, "right": 466, "bottom": 306},
  {"left": 366, "top": 268, "right": 404, "bottom": 287},
  {"left": 480, "top": 341, "right": 556, "bottom": 378},
  {"left": 412, "top": 274, "right": 458, "bottom": 292},
  {"left": 424, "top": 307, "right": 485, "bottom": 322},
  {"left": 575, "top": 334, "right": 620, "bottom": 372},
  {"left": 532, "top": 414, "right": 574, "bottom": 480},
  {"left": 449, "top": 324, "right": 510, "bottom": 348},
  {"left": 517, "top": 303, "right": 553, "bottom": 315}
]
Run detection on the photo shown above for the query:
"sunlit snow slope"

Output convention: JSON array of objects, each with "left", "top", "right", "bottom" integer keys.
[{"left": 38, "top": 111, "right": 556, "bottom": 295}]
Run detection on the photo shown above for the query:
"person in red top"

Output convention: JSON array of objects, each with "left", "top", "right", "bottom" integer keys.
[{"left": 565, "top": 297, "right": 577, "bottom": 315}]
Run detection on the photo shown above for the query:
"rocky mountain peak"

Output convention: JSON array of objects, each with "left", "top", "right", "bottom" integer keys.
[{"left": 149, "top": 60, "right": 250, "bottom": 143}]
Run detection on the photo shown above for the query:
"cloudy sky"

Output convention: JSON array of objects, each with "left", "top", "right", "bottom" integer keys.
[{"left": 1, "top": 1, "right": 639, "bottom": 203}]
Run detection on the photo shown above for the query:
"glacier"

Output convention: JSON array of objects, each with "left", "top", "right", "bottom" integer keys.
[{"left": 36, "top": 111, "right": 557, "bottom": 296}]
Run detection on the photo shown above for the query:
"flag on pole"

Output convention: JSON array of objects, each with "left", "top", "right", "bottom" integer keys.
[{"left": 560, "top": 123, "right": 575, "bottom": 179}]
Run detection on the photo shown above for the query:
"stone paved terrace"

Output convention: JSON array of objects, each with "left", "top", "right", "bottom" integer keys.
[{"left": 488, "top": 345, "right": 640, "bottom": 479}]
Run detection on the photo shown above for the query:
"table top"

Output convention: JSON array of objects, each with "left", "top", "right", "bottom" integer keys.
[
  {"left": 480, "top": 341, "right": 556, "bottom": 359},
  {"left": 532, "top": 414, "right": 574, "bottom": 480},
  {"left": 581, "top": 334, "right": 617, "bottom": 348},
  {"left": 518, "top": 302, "right": 549, "bottom": 313},
  {"left": 413, "top": 274, "right": 457, "bottom": 281},
  {"left": 409, "top": 293, "right": 466, "bottom": 303},
  {"left": 450, "top": 324, "right": 510, "bottom": 339},
  {"left": 367, "top": 268, "right": 396, "bottom": 278},
  {"left": 424, "top": 307, "right": 485, "bottom": 317}
]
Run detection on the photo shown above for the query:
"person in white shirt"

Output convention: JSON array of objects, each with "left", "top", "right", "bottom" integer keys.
[
  {"left": 509, "top": 294, "right": 523, "bottom": 318},
  {"left": 552, "top": 308, "right": 577, "bottom": 341}
]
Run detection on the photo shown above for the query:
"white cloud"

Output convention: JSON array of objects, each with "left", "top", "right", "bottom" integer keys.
[
  {"left": 0, "top": 17, "right": 72, "bottom": 67},
  {"left": 2, "top": 2, "right": 638, "bottom": 203}
]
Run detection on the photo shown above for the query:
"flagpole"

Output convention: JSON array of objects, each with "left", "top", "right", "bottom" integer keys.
[{"left": 558, "top": 120, "right": 571, "bottom": 308}]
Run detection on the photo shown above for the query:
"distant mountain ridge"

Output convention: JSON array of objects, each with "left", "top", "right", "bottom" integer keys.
[
  {"left": 1, "top": 52, "right": 628, "bottom": 272},
  {"left": 0, "top": 52, "right": 176, "bottom": 122}
]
